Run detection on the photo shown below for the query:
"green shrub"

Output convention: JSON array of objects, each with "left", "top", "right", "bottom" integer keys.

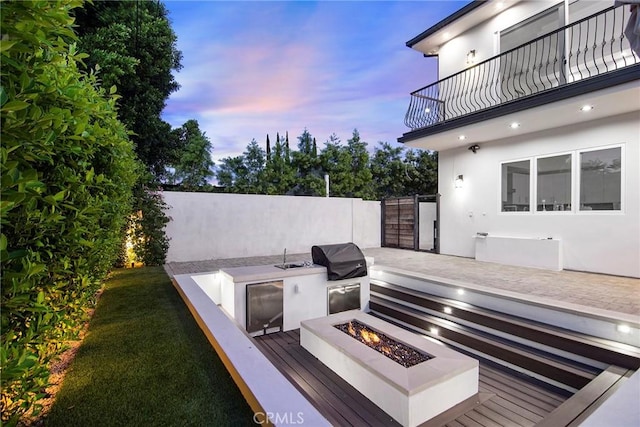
[
  {"left": 130, "top": 178, "right": 171, "bottom": 267},
  {"left": 0, "top": 0, "right": 138, "bottom": 422}
]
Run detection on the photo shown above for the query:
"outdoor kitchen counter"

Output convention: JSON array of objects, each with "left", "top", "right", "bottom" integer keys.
[{"left": 218, "top": 263, "right": 327, "bottom": 284}]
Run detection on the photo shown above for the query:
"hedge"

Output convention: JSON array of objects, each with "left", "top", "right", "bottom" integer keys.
[{"left": 0, "top": 0, "right": 138, "bottom": 423}]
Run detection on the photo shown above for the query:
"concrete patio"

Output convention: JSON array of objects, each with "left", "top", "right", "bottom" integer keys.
[{"left": 164, "top": 247, "right": 639, "bottom": 318}]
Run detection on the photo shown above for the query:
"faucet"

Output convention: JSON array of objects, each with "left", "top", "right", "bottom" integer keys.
[{"left": 282, "top": 248, "right": 287, "bottom": 267}]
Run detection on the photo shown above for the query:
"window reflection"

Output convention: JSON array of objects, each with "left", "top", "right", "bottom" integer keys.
[
  {"left": 537, "top": 154, "right": 572, "bottom": 211},
  {"left": 502, "top": 160, "right": 530, "bottom": 212},
  {"left": 580, "top": 147, "right": 621, "bottom": 211}
]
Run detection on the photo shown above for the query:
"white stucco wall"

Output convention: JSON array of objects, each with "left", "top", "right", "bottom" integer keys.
[
  {"left": 163, "top": 192, "right": 381, "bottom": 262},
  {"left": 437, "top": 0, "right": 609, "bottom": 80},
  {"left": 437, "top": 112, "right": 640, "bottom": 278}
]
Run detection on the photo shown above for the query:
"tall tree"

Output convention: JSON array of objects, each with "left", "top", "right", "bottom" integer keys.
[
  {"left": 320, "top": 134, "right": 352, "bottom": 197},
  {"left": 241, "top": 139, "right": 266, "bottom": 193},
  {"left": 74, "top": 0, "right": 183, "bottom": 179},
  {"left": 266, "top": 134, "right": 271, "bottom": 162},
  {"left": 74, "top": 0, "right": 183, "bottom": 265},
  {"left": 371, "top": 142, "right": 408, "bottom": 198},
  {"left": 170, "top": 120, "right": 214, "bottom": 190},
  {"left": 292, "top": 129, "right": 323, "bottom": 196},
  {"left": 346, "top": 129, "right": 374, "bottom": 199},
  {"left": 216, "top": 156, "right": 247, "bottom": 191},
  {"left": 263, "top": 134, "right": 295, "bottom": 194},
  {"left": 404, "top": 149, "right": 438, "bottom": 195}
]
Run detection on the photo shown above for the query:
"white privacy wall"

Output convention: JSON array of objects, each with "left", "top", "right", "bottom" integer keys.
[
  {"left": 163, "top": 192, "right": 381, "bottom": 262},
  {"left": 437, "top": 112, "right": 640, "bottom": 278}
]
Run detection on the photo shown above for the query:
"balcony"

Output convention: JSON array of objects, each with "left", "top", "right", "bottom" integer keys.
[{"left": 401, "top": 5, "right": 639, "bottom": 141}]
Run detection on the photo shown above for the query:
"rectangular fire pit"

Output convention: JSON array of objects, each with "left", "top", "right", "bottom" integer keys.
[
  {"left": 334, "top": 320, "right": 432, "bottom": 367},
  {"left": 301, "top": 311, "right": 478, "bottom": 427}
]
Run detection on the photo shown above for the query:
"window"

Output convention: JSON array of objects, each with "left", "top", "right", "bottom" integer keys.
[
  {"left": 537, "top": 154, "right": 572, "bottom": 211},
  {"left": 501, "top": 160, "right": 530, "bottom": 212},
  {"left": 499, "top": 145, "right": 623, "bottom": 214},
  {"left": 579, "top": 147, "right": 622, "bottom": 211}
]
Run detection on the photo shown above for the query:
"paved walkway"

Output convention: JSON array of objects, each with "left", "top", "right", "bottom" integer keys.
[{"left": 165, "top": 248, "right": 640, "bottom": 317}]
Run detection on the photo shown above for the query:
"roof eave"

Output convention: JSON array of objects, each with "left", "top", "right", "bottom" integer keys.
[{"left": 406, "top": 0, "right": 488, "bottom": 48}]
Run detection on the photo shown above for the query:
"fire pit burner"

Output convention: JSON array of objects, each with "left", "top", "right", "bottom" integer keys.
[{"left": 335, "top": 320, "right": 433, "bottom": 368}]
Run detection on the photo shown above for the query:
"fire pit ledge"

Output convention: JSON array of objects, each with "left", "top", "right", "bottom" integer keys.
[{"left": 300, "top": 310, "right": 478, "bottom": 427}]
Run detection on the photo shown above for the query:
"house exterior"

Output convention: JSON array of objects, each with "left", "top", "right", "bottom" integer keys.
[{"left": 399, "top": 0, "right": 639, "bottom": 278}]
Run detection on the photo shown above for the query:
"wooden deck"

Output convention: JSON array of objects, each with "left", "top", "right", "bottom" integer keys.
[{"left": 254, "top": 329, "right": 569, "bottom": 427}]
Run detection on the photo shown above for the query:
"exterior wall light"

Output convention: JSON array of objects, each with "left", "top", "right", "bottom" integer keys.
[
  {"left": 455, "top": 175, "right": 464, "bottom": 188},
  {"left": 466, "top": 49, "right": 476, "bottom": 65}
]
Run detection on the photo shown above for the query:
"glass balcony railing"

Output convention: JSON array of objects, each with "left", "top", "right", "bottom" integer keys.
[{"left": 404, "top": 5, "right": 639, "bottom": 131}]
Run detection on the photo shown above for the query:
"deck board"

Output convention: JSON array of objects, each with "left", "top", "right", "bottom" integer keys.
[
  {"left": 254, "top": 329, "right": 568, "bottom": 427},
  {"left": 269, "top": 333, "right": 392, "bottom": 426}
]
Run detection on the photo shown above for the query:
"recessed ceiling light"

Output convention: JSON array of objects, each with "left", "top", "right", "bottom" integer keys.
[
  {"left": 458, "top": 135, "right": 466, "bottom": 141},
  {"left": 580, "top": 105, "right": 593, "bottom": 112},
  {"left": 430, "top": 327, "right": 439, "bottom": 335},
  {"left": 443, "top": 307, "right": 452, "bottom": 314},
  {"left": 457, "top": 289, "right": 465, "bottom": 295},
  {"left": 425, "top": 107, "right": 431, "bottom": 113},
  {"left": 617, "top": 324, "right": 631, "bottom": 334},
  {"left": 510, "top": 122, "right": 520, "bottom": 129}
]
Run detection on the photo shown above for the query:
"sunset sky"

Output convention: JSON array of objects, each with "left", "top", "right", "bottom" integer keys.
[{"left": 162, "top": 1, "right": 470, "bottom": 163}]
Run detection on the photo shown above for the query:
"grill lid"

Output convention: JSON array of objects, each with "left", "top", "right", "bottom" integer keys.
[{"left": 311, "top": 242, "right": 367, "bottom": 281}]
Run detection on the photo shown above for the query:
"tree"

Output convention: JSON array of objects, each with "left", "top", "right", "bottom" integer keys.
[
  {"left": 170, "top": 120, "right": 214, "bottom": 190},
  {"left": 241, "top": 139, "right": 266, "bottom": 193},
  {"left": 216, "top": 156, "right": 247, "bottom": 191},
  {"left": 404, "top": 149, "right": 438, "bottom": 195},
  {"left": 320, "top": 134, "right": 352, "bottom": 197},
  {"left": 74, "top": 0, "right": 183, "bottom": 265},
  {"left": 371, "top": 142, "right": 408, "bottom": 198},
  {"left": 74, "top": 0, "right": 183, "bottom": 179},
  {"left": 346, "top": 129, "right": 374, "bottom": 199},
  {"left": 266, "top": 134, "right": 271, "bottom": 162},
  {"left": 263, "top": 134, "right": 295, "bottom": 194},
  {"left": 291, "top": 129, "right": 324, "bottom": 195}
]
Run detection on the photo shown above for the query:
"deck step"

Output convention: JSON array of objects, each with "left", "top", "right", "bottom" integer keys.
[
  {"left": 370, "top": 279, "right": 640, "bottom": 370},
  {"left": 370, "top": 296, "right": 597, "bottom": 390}
]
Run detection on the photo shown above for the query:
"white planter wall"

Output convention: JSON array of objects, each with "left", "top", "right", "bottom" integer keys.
[
  {"left": 163, "top": 192, "right": 381, "bottom": 262},
  {"left": 437, "top": 112, "right": 640, "bottom": 278}
]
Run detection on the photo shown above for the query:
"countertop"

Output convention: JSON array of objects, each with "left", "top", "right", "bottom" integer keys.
[{"left": 219, "top": 263, "right": 327, "bottom": 283}]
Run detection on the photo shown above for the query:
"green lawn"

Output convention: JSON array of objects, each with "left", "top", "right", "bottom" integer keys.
[{"left": 45, "top": 267, "right": 255, "bottom": 427}]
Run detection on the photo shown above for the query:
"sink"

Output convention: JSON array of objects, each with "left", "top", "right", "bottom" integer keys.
[{"left": 274, "top": 262, "right": 305, "bottom": 270}]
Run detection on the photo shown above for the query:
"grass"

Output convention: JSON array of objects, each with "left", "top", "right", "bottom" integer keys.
[{"left": 44, "top": 267, "right": 255, "bottom": 427}]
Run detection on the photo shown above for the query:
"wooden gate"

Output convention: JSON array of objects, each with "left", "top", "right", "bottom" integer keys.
[
  {"left": 381, "top": 196, "right": 418, "bottom": 250},
  {"left": 381, "top": 195, "right": 439, "bottom": 252}
]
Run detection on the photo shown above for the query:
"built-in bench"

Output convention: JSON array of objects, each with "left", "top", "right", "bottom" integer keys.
[
  {"left": 536, "top": 365, "right": 633, "bottom": 427},
  {"left": 474, "top": 235, "right": 562, "bottom": 270}
]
